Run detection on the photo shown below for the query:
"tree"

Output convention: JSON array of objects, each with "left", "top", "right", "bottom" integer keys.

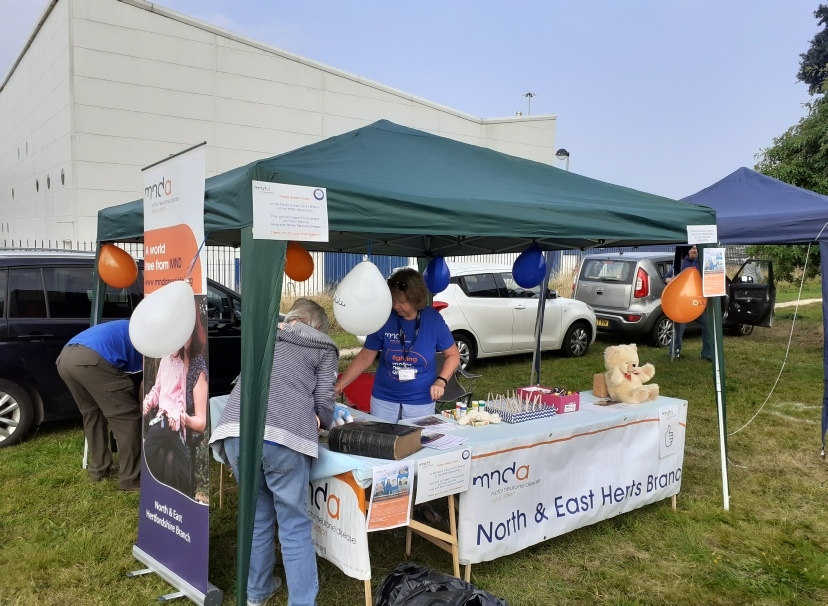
[
  {"left": 751, "top": 4, "right": 828, "bottom": 280},
  {"left": 752, "top": 99, "right": 825, "bottom": 281},
  {"left": 798, "top": 4, "right": 828, "bottom": 95},
  {"left": 745, "top": 244, "right": 820, "bottom": 283},
  {"left": 755, "top": 98, "right": 828, "bottom": 193}
]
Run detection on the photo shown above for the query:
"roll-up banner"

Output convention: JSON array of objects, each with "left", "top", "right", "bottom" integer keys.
[{"left": 134, "top": 143, "right": 221, "bottom": 604}]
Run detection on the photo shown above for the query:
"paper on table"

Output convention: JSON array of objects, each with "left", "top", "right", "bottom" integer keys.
[
  {"left": 415, "top": 449, "right": 472, "bottom": 505},
  {"left": 420, "top": 432, "right": 470, "bottom": 450},
  {"left": 401, "top": 414, "right": 463, "bottom": 432}
]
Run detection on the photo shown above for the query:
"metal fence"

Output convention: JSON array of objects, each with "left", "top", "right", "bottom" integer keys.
[
  {"left": 1, "top": 239, "right": 752, "bottom": 295},
  {"left": 1, "top": 238, "right": 244, "bottom": 292}
]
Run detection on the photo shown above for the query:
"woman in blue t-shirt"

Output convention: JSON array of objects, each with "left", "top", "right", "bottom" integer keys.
[{"left": 335, "top": 268, "right": 461, "bottom": 422}]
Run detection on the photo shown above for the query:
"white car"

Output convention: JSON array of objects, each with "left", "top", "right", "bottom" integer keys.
[{"left": 360, "top": 262, "right": 597, "bottom": 369}]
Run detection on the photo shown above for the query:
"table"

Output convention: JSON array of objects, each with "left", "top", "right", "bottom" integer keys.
[{"left": 308, "top": 392, "right": 687, "bottom": 590}]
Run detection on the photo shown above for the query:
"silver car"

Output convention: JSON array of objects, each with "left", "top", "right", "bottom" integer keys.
[
  {"left": 572, "top": 251, "right": 775, "bottom": 347},
  {"left": 572, "top": 252, "right": 673, "bottom": 347}
]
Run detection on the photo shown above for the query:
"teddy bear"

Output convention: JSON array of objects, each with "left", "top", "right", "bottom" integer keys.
[{"left": 604, "top": 343, "right": 659, "bottom": 404}]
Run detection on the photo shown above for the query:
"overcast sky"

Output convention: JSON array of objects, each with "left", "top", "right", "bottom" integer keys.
[{"left": 0, "top": 0, "right": 820, "bottom": 200}]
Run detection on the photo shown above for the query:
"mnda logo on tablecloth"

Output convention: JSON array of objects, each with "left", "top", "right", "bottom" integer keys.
[
  {"left": 472, "top": 461, "right": 530, "bottom": 489},
  {"left": 312, "top": 482, "right": 341, "bottom": 519}
]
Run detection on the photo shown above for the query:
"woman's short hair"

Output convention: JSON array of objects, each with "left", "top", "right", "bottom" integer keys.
[
  {"left": 288, "top": 297, "right": 315, "bottom": 310},
  {"left": 387, "top": 268, "right": 428, "bottom": 310},
  {"left": 284, "top": 299, "right": 330, "bottom": 334}
]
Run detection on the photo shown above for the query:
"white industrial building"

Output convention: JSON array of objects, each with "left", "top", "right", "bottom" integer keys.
[{"left": 0, "top": 0, "right": 559, "bottom": 248}]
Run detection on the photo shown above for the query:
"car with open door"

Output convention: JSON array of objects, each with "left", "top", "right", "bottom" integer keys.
[
  {"left": 572, "top": 251, "right": 774, "bottom": 347},
  {"left": 725, "top": 258, "right": 775, "bottom": 334}
]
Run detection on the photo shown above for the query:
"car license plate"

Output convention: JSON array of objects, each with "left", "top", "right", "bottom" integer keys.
[{"left": 596, "top": 319, "right": 609, "bottom": 327}]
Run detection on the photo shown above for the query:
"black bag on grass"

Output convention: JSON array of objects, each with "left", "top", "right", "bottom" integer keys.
[{"left": 375, "top": 562, "right": 508, "bottom": 606}]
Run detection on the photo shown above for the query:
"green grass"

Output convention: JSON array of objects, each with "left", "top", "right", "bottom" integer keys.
[
  {"left": 332, "top": 332, "right": 361, "bottom": 350},
  {"left": 775, "top": 278, "right": 822, "bottom": 303},
  {"left": 3, "top": 303, "right": 828, "bottom": 605}
]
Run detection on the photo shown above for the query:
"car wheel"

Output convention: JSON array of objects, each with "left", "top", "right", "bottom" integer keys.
[
  {"left": 453, "top": 332, "right": 476, "bottom": 370},
  {"left": 0, "top": 380, "right": 34, "bottom": 448},
  {"left": 649, "top": 315, "right": 673, "bottom": 348},
  {"left": 561, "top": 322, "right": 590, "bottom": 357},
  {"left": 729, "top": 323, "right": 754, "bottom": 337}
]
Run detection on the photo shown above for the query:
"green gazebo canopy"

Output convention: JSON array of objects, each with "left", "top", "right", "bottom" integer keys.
[{"left": 98, "top": 120, "right": 715, "bottom": 254}]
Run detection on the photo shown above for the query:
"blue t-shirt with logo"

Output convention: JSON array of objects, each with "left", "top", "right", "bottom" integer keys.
[{"left": 365, "top": 306, "right": 455, "bottom": 405}]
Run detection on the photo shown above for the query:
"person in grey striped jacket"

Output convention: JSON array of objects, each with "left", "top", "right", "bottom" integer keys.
[{"left": 210, "top": 300, "right": 337, "bottom": 606}]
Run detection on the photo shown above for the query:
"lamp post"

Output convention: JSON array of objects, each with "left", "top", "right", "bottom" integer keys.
[
  {"left": 555, "top": 148, "right": 570, "bottom": 171},
  {"left": 523, "top": 92, "right": 536, "bottom": 115}
]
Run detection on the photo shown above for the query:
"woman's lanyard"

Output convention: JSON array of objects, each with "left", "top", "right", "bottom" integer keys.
[{"left": 397, "top": 312, "right": 421, "bottom": 359}]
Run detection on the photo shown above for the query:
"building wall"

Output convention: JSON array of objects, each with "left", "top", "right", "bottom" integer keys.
[
  {"left": 0, "top": 0, "right": 75, "bottom": 244},
  {"left": 484, "top": 117, "right": 557, "bottom": 165},
  {"left": 2, "top": 0, "right": 557, "bottom": 243}
]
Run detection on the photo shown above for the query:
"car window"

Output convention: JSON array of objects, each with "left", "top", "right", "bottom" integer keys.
[
  {"left": 461, "top": 273, "right": 499, "bottom": 298},
  {"left": 0, "top": 269, "right": 6, "bottom": 318},
  {"left": 102, "top": 283, "right": 139, "bottom": 318},
  {"left": 44, "top": 266, "right": 95, "bottom": 318},
  {"left": 736, "top": 260, "right": 769, "bottom": 285},
  {"left": 501, "top": 272, "right": 541, "bottom": 298},
  {"left": 8, "top": 268, "right": 46, "bottom": 318},
  {"left": 656, "top": 261, "right": 673, "bottom": 280},
  {"left": 207, "top": 282, "right": 238, "bottom": 321},
  {"left": 581, "top": 259, "right": 634, "bottom": 283},
  {"left": 230, "top": 290, "right": 241, "bottom": 318}
]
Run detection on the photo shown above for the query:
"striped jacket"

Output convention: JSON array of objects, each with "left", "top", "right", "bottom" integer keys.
[{"left": 210, "top": 321, "right": 338, "bottom": 462}]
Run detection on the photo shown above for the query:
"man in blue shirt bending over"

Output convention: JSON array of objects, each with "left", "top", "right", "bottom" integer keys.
[{"left": 57, "top": 320, "right": 143, "bottom": 491}]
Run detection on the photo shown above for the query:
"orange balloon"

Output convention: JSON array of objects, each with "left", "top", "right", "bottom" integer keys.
[
  {"left": 285, "top": 242, "right": 314, "bottom": 282},
  {"left": 98, "top": 243, "right": 138, "bottom": 288},
  {"left": 661, "top": 267, "right": 706, "bottom": 323}
]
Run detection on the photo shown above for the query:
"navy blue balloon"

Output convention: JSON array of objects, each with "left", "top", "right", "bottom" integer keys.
[
  {"left": 424, "top": 257, "right": 450, "bottom": 293},
  {"left": 512, "top": 245, "right": 547, "bottom": 288}
]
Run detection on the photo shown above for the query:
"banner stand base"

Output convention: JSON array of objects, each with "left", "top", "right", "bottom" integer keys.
[
  {"left": 131, "top": 545, "right": 223, "bottom": 606},
  {"left": 158, "top": 591, "right": 185, "bottom": 602}
]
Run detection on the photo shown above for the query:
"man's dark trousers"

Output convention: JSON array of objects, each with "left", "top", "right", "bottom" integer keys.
[{"left": 57, "top": 344, "right": 141, "bottom": 489}]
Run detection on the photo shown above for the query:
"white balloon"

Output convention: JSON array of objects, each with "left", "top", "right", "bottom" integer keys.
[
  {"left": 129, "top": 281, "right": 196, "bottom": 358},
  {"left": 333, "top": 261, "right": 392, "bottom": 336}
]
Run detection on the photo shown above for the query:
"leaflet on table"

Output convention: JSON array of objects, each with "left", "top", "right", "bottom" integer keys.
[
  {"left": 415, "top": 449, "right": 472, "bottom": 505},
  {"left": 420, "top": 432, "right": 470, "bottom": 450},
  {"left": 367, "top": 462, "right": 413, "bottom": 531},
  {"left": 401, "top": 414, "right": 463, "bottom": 432}
]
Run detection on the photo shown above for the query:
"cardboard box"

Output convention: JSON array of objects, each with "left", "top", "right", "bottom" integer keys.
[
  {"left": 517, "top": 386, "right": 580, "bottom": 414},
  {"left": 593, "top": 373, "right": 609, "bottom": 398}
]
